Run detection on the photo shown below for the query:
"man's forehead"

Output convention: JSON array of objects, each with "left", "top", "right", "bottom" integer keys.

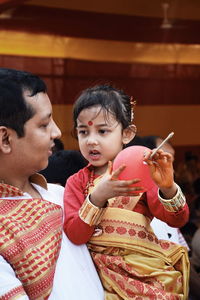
[{"left": 24, "top": 92, "right": 52, "bottom": 117}]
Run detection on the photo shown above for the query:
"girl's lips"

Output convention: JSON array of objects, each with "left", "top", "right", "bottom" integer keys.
[{"left": 89, "top": 151, "right": 101, "bottom": 161}]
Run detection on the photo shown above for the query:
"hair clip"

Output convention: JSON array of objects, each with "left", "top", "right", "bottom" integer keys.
[{"left": 130, "top": 96, "right": 137, "bottom": 123}]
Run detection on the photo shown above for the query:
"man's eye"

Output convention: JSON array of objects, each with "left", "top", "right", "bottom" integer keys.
[{"left": 41, "top": 123, "right": 49, "bottom": 128}]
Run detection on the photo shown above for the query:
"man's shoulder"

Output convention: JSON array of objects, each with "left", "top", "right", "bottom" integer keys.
[
  {"left": 47, "top": 183, "right": 64, "bottom": 193},
  {"left": 45, "top": 183, "right": 64, "bottom": 208}
]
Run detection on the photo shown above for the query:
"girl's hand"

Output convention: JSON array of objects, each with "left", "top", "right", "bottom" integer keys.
[
  {"left": 90, "top": 161, "right": 144, "bottom": 208},
  {"left": 144, "top": 149, "right": 174, "bottom": 188},
  {"left": 144, "top": 149, "right": 177, "bottom": 198}
]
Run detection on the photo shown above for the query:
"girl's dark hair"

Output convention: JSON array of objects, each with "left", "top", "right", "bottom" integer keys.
[
  {"left": 0, "top": 68, "right": 47, "bottom": 137},
  {"left": 73, "top": 85, "right": 133, "bottom": 136}
]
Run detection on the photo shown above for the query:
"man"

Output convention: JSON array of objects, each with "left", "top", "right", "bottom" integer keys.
[{"left": 0, "top": 68, "right": 103, "bottom": 299}]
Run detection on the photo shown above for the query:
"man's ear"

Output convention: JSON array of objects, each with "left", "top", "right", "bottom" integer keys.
[
  {"left": 122, "top": 125, "right": 137, "bottom": 145},
  {"left": 0, "top": 126, "right": 12, "bottom": 153}
]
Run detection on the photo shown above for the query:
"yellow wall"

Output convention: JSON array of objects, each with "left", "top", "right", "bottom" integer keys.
[{"left": 52, "top": 104, "right": 200, "bottom": 149}]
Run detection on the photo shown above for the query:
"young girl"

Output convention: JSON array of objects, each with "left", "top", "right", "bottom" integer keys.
[{"left": 64, "top": 85, "right": 189, "bottom": 300}]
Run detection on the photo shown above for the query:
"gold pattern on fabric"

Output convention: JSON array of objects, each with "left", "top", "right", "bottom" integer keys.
[
  {"left": 79, "top": 195, "right": 105, "bottom": 225},
  {"left": 0, "top": 183, "right": 63, "bottom": 300},
  {"left": 87, "top": 177, "right": 189, "bottom": 300},
  {"left": 0, "top": 183, "right": 23, "bottom": 198}
]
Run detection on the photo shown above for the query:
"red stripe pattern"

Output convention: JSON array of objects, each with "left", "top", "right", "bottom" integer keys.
[
  {"left": 0, "top": 286, "right": 26, "bottom": 300},
  {"left": 0, "top": 183, "right": 63, "bottom": 299}
]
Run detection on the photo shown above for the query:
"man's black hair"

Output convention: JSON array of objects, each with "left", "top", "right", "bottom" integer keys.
[{"left": 0, "top": 68, "right": 47, "bottom": 137}]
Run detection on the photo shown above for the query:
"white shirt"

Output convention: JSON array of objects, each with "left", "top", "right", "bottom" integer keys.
[{"left": 0, "top": 183, "right": 104, "bottom": 300}]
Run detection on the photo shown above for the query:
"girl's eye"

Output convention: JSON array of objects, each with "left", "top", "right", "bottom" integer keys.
[
  {"left": 78, "top": 130, "right": 87, "bottom": 135},
  {"left": 99, "top": 129, "right": 108, "bottom": 134}
]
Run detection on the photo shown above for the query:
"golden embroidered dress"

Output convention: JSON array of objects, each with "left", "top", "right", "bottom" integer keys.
[
  {"left": 88, "top": 201, "right": 189, "bottom": 299},
  {"left": 64, "top": 166, "right": 190, "bottom": 300}
]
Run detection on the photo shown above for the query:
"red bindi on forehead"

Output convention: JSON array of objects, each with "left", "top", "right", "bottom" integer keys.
[{"left": 88, "top": 120, "right": 93, "bottom": 126}]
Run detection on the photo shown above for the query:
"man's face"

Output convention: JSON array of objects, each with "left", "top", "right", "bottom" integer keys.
[{"left": 12, "top": 91, "right": 61, "bottom": 174}]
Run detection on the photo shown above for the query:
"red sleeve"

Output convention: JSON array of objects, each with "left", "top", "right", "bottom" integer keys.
[
  {"left": 146, "top": 185, "right": 190, "bottom": 228},
  {"left": 63, "top": 167, "right": 95, "bottom": 245}
]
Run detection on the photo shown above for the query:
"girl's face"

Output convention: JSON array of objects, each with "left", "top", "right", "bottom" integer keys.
[{"left": 76, "top": 105, "right": 135, "bottom": 175}]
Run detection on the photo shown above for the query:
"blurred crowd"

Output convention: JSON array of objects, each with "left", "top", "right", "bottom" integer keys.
[{"left": 176, "top": 151, "right": 200, "bottom": 234}]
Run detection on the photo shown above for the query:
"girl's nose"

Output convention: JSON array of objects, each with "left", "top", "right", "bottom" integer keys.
[{"left": 87, "top": 134, "right": 98, "bottom": 145}]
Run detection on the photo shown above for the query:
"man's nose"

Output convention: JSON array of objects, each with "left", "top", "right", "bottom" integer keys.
[{"left": 52, "top": 120, "right": 61, "bottom": 139}]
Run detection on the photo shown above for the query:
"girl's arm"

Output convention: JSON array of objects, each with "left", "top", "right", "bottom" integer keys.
[
  {"left": 63, "top": 165, "right": 143, "bottom": 245},
  {"left": 144, "top": 149, "right": 189, "bottom": 227},
  {"left": 63, "top": 171, "right": 96, "bottom": 245},
  {"left": 146, "top": 184, "right": 189, "bottom": 227}
]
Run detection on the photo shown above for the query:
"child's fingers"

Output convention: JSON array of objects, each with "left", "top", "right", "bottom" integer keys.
[
  {"left": 160, "top": 152, "right": 173, "bottom": 161},
  {"left": 129, "top": 186, "right": 144, "bottom": 192},
  {"left": 106, "top": 161, "right": 113, "bottom": 175},
  {"left": 117, "top": 185, "right": 144, "bottom": 196},
  {"left": 115, "top": 179, "right": 143, "bottom": 191},
  {"left": 144, "top": 149, "right": 172, "bottom": 166},
  {"left": 123, "top": 178, "right": 141, "bottom": 185},
  {"left": 143, "top": 149, "right": 152, "bottom": 160},
  {"left": 111, "top": 164, "right": 126, "bottom": 180},
  {"left": 118, "top": 191, "right": 142, "bottom": 197},
  {"left": 112, "top": 166, "right": 145, "bottom": 181}
]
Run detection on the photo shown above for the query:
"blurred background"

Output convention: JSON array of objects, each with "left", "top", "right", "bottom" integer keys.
[{"left": 0, "top": 0, "right": 199, "bottom": 166}]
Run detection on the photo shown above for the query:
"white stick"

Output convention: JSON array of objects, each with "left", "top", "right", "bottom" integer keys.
[{"left": 150, "top": 132, "right": 174, "bottom": 159}]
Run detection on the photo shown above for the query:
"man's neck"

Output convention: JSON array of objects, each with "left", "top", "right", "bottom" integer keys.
[{"left": 0, "top": 175, "right": 28, "bottom": 190}]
